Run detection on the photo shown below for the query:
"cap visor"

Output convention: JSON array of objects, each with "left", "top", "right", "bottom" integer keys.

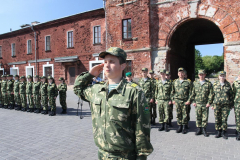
[{"left": 99, "top": 52, "right": 111, "bottom": 58}]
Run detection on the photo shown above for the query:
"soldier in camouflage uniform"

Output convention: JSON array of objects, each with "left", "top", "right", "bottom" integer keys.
[
  {"left": 138, "top": 68, "right": 155, "bottom": 124},
  {"left": 171, "top": 68, "right": 192, "bottom": 134},
  {"left": 58, "top": 77, "right": 67, "bottom": 114},
  {"left": 74, "top": 47, "right": 153, "bottom": 159},
  {"left": 155, "top": 69, "right": 172, "bottom": 132},
  {"left": 40, "top": 76, "right": 49, "bottom": 115},
  {"left": 48, "top": 76, "right": 58, "bottom": 116},
  {"left": 1, "top": 75, "right": 7, "bottom": 109},
  {"left": 166, "top": 71, "right": 173, "bottom": 127},
  {"left": 188, "top": 70, "right": 212, "bottom": 137},
  {"left": 32, "top": 75, "right": 41, "bottom": 113},
  {"left": 13, "top": 75, "right": 21, "bottom": 110},
  {"left": 149, "top": 70, "right": 157, "bottom": 125},
  {"left": 184, "top": 70, "right": 191, "bottom": 129},
  {"left": 26, "top": 75, "right": 34, "bottom": 112},
  {"left": 232, "top": 71, "right": 240, "bottom": 140},
  {"left": 125, "top": 72, "right": 133, "bottom": 83},
  {"left": 19, "top": 76, "right": 27, "bottom": 110},
  {"left": 7, "top": 75, "right": 15, "bottom": 109},
  {"left": 210, "top": 71, "right": 233, "bottom": 139}
]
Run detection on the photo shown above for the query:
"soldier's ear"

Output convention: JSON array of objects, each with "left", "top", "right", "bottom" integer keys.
[{"left": 121, "top": 63, "right": 126, "bottom": 71}]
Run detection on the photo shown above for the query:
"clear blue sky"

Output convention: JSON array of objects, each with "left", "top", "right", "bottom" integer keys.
[
  {"left": 0, "top": 0, "right": 103, "bottom": 34},
  {"left": 195, "top": 43, "right": 223, "bottom": 57}
]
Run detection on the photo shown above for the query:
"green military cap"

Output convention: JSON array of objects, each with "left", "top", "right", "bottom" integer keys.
[
  {"left": 7, "top": 75, "right": 13, "bottom": 77},
  {"left": 142, "top": 68, "right": 148, "bottom": 71},
  {"left": 125, "top": 72, "right": 132, "bottom": 77},
  {"left": 178, "top": 67, "right": 185, "bottom": 72},
  {"left": 48, "top": 76, "right": 53, "bottom": 79},
  {"left": 99, "top": 47, "right": 127, "bottom": 61},
  {"left": 160, "top": 69, "right": 166, "bottom": 73},
  {"left": 1, "top": 75, "right": 6, "bottom": 78},
  {"left": 149, "top": 70, "right": 154, "bottom": 74},
  {"left": 20, "top": 76, "right": 25, "bottom": 79},
  {"left": 14, "top": 75, "right": 19, "bottom": 77},
  {"left": 27, "top": 75, "right": 32, "bottom": 79},
  {"left": 41, "top": 76, "right": 46, "bottom": 79},
  {"left": 198, "top": 69, "right": 206, "bottom": 74},
  {"left": 219, "top": 71, "right": 226, "bottom": 75},
  {"left": 59, "top": 77, "right": 64, "bottom": 81},
  {"left": 166, "top": 71, "right": 170, "bottom": 75},
  {"left": 33, "top": 75, "right": 39, "bottom": 78}
]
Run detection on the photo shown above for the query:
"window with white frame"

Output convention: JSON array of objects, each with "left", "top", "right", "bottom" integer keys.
[
  {"left": 45, "top": 36, "right": 51, "bottom": 51},
  {"left": 67, "top": 31, "right": 73, "bottom": 48},
  {"left": 0, "top": 46, "right": 2, "bottom": 58},
  {"left": 27, "top": 40, "right": 32, "bottom": 54},
  {"left": 43, "top": 63, "right": 54, "bottom": 77},
  {"left": 94, "top": 26, "right": 101, "bottom": 44},
  {"left": 11, "top": 43, "right": 16, "bottom": 56}
]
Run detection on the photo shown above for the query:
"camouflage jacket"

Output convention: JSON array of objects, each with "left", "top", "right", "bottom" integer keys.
[
  {"left": 7, "top": 79, "right": 14, "bottom": 92},
  {"left": 19, "top": 82, "right": 26, "bottom": 94},
  {"left": 47, "top": 83, "right": 58, "bottom": 97},
  {"left": 189, "top": 79, "right": 213, "bottom": 104},
  {"left": 58, "top": 83, "right": 67, "bottom": 95},
  {"left": 40, "top": 82, "right": 48, "bottom": 96},
  {"left": 232, "top": 80, "right": 240, "bottom": 104},
  {"left": 26, "top": 82, "right": 33, "bottom": 94},
  {"left": 1, "top": 80, "right": 7, "bottom": 92},
  {"left": 150, "top": 78, "right": 156, "bottom": 99},
  {"left": 155, "top": 79, "right": 172, "bottom": 101},
  {"left": 74, "top": 72, "right": 153, "bottom": 158},
  {"left": 171, "top": 78, "right": 192, "bottom": 102},
  {"left": 14, "top": 80, "right": 20, "bottom": 93},
  {"left": 138, "top": 77, "right": 154, "bottom": 99},
  {"left": 210, "top": 80, "right": 234, "bottom": 106},
  {"left": 32, "top": 81, "right": 41, "bottom": 95}
]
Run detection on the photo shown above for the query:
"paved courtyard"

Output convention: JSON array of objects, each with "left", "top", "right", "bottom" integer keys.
[{"left": 0, "top": 90, "right": 240, "bottom": 160}]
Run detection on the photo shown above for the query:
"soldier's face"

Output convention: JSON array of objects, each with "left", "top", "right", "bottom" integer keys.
[
  {"left": 20, "top": 78, "right": 24, "bottom": 82},
  {"left": 160, "top": 72, "right": 166, "bottom": 79},
  {"left": 104, "top": 55, "right": 126, "bottom": 80},
  {"left": 15, "top": 77, "right": 19, "bottom": 80},
  {"left": 27, "top": 78, "right": 32, "bottom": 82},
  {"left": 126, "top": 76, "right": 132, "bottom": 82},
  {"left": 166, "top": 74, "right": 171, "bottom": 79},
  {"left": 219, "top": 74, "right": 226, "bottom": 81},
  {"left": 142, "top": 71, "right": 147, "bottom": 77},
  {"left": 49, "top": 79, "right": 53, "bottom": 83},
  {"left": 198, "top": 74, "right": 206, "bottom": 80},
  {"left": 149, "top": 74, "right": 154, "bottom": 78},
  {"left": 34, "top": 78, "right": 38, "bottom": 82},
  {"left": 60, "top": 80, "right": 63, "bottom": 83},
  {"left": 178, "top": 71, "right": 184, "bottom": 79},
  {"left": 7, "top": 77, "right": 11, "bottom": 80}
]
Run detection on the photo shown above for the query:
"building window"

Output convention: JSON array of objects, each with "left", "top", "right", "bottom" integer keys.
[
  {"left": 123, "top": 19, "right": 132, "bottom": 39},
  {"left": 67, "top": 31, "right": 73, "bottom": 48},
  {"left": 0, "top": 46, "right": 2, "bottom": 58},
  {"left": 45, "top": 36, "right": 51, "bottom": 51},
  {"left": 27, "top": 40, "right": 32, "bottom": 54},
  {"left": 94, "top": 26, "right": 101, "bottom": 44},
  {"left": 11, "top": 43, "right": 16, "bottom": 57},
  {"left": 43, "top": 63, "right": 54, "bottom": 77}
]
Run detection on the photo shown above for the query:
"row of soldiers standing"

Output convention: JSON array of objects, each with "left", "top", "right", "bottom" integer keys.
[{"left": 0, "top": 75, "right": 67, "bottom": 116}]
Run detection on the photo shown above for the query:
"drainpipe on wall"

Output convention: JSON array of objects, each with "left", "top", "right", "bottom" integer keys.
[
  {"left": 31, "top": 25, "right": 37, "bottom": 75},
  {"left": 103, "top": 0, "right": 107, "bottom": 50}
]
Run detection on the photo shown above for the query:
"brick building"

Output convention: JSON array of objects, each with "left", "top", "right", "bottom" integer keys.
[{"left": 0, "top": 0, "right": 240, "bottom": 84}]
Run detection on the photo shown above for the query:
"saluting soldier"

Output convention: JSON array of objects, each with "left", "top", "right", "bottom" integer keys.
[
  {"left": 149, "top": 70, "right": 157, "bottom": 125},
  {"left": 13, "top": 75, "right": 21, "bottom": 110},
  {"left": 139, "top": 68, "right": 155, "bottom": 124},
  {"left": 47, "top": 76, "right": 58, "bottom": 116},
  {"left": 155, "top": 69, "right": 172, "bottom": 132},
  {"left": 7, "top": 75, "right": 14, "bottom": 109},
  {"left": 19, "top": 76, "right": 27, "bottom": 111},
  {"left": 210, "top": 71, "right": 234, "bottom": 139},
  {"left": 2, "top": 75, "right": 7, "bottom": 109},
  {"left": 166, "top": 71, "right": 173, "bottom": 127},
  {"left": 74, "top": 47, "right": 153, "bottom": 159},
  {"left": 58, "top": 77, "right": 67, "bottom": 114},
  {"left": 188, "top": 69, "right": 212, "bottom": 137},
  {"left": 40, "top": 76, "right": 48, "bottom": 115},
  {"left": 171, "top": 68, "right": 192, "bottom": 134},
  {"left": 32, "top": 75, "right": 41, "bottom": 113},
  {"left": 26, "top": 75, "right": 34, "bottom": 112}
]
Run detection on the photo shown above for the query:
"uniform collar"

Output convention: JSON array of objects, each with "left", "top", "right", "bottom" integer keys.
[{"left": 98, "top": 78, "right": 126, "bottom": 96}]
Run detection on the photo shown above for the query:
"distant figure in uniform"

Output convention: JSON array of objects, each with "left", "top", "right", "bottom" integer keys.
[
  {"left": 125, "top": 72, "right": 133, "bottom": 83},
  {"left": 19, "top": 76, "right": 27, "bottom": 111},
  {"left": 149, "top": 70, "right": 157, "bottom": 125},
  {"left": 184, "top": 70, "right": 191, "bottom": 129},
  {"left": 166, "top": 71, "right": 173, "bottom": 127},
  {"left": 1, "top": 75, "right": 7, "bottom": 109},
  {"left": 7, "top": 75, "right": 14, "bottom": 109},
  {"left": 211, "top": 71, "right": 234, "bottom": 139},
  {"left": 47, "top": 76, "right": 58, "bottom": 116},
  {"left": 58, "top": 77, "right": 67, "bottom": 114},
  {"left": 26, "top": 75, "right": 34, "bottom": 112},
  {"left": 13, "top": 75, "right": 21, "bottom": 110},
  {"left": 32, "top": 75, "right": 41, "bottom": 113},
  {"left": 40, "top": 76, "right": 49, "bottom": 115}
]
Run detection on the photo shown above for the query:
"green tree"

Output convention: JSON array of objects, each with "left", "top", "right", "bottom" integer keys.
[
  {"left": 195, "top": 49, "right": 205, "bottom": 76},
  {"left": 202, "top": 54, "right": 224, "bottom": 76}
]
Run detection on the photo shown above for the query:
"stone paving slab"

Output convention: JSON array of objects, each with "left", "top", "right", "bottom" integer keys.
[{"left": 0, "top": 90, "right": 239, "bottom": 160}]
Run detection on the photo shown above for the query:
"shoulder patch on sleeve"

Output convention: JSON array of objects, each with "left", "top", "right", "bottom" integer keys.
[{"left": 131, "top": 83, "right": 138, "bottom": 88}]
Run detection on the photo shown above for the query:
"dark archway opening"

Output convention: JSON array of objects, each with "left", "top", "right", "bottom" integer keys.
[{"left": 168, "top": 18, "right": 224, "bottom": 80}]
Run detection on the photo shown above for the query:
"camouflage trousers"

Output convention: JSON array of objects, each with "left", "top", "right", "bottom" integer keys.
[
  {"left": 7, "top": 91, "right": 14, "bottom": 105},
  {"left": 20, "top": 94, "right": 27, "bottom": 108},
  {"left": 49, "top": 97, "right": 56, "bottom": 112},
  {"left": 33, "top": 94, "right": 41, "bottom": 109},
  {"left": 186, "top": 105, "right": 191, "bottom": 122},
  {"left": 59, "top": 94, "right": 67, "bottom": 109},
  {"left": 169, "top": 104, "right": 173, "bottom": 120},
  {"left": 175, "top": 100, "right": 188, "bottom": 125},
  {"left": 41, "top": 96, "right": 48, "bottom": 111},
  {"left": 157, "top": 100, "right": 170, "bottom": 124},
  {"left": 14, "top": 92, "right": 21, "bottom": 105},
  {"left": 195, "top": 103, "right": 209, "bottom": 128},
  {"left": 98, "top": 149, "right": 136, "bottom": 160},
  {"left": 234, "top": 104, "right": 240, "bottom": 132},
  {"left": 213, "top": 104, "right": 230, "bottom": 131},
  {"left": 2, "top": 92, "right": 7, "bottom": 105},
  {"left": 27, "top": 94, "right": 34, "bottom": 108},
  {"left": 149, "top": 102, "right": 157, "bottom": 119}
]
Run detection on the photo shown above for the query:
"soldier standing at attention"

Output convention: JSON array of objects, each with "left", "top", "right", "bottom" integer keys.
[
  {"left": 47, "top": 76, "right": 58, "bottom": 116},
  {"left": 149, "top": 70, "right": 157, "bottom": 125},
  {"left": 7, "top": 75, "right": 14, "bottom": 109},
  {"left": 211, "top": 71, "right": 233, "bottom": 139},
  {"left": 139, "top": 68, "right": 154, "bottom": 124},
  {"left": 19, "top": 76, "right": 27, "bottom": 111},
  {"left": 155, "top": 69, "right": 172, "bottom": 132},
  {"left": 26, "top": 75, "right": 34, "bottom": 112},
  {"left": 58, "top": 77, "right": 67, "bottom": 114},
  {"left": 171, "top": 68, "right": 192, "bottom": 134},
  {"left": 125, "top": 72, "right": 133, "bottom": 83},
  {"left": 40, "top": 76, "right": 49, "bottom": 115},
  {"left": 188, "top": 70, "right": 212, "bottom": 137},
  {"left": 13, "top": 75, "right": 21, "bottom": 110},
  {"left": 74, "top": 47, "right": 153, "bottom": 159},
  {"left": 2, "top": 75, "right": 7, "bottom": 109},
  {"left": 32, "top": 75, "right": 41, "bottom": 113},
  {"left": 166, "top": 71, "right": 173, "bottom": 127}
]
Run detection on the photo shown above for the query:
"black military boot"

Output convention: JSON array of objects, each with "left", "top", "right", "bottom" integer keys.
[
  {"left": 236, "top": 131, "right": 240, "bottom": 141},
  {"left": 60, "top": 109, "right": 67, "bottom": 114},
  {"left": 182, "top": 125, "right": 187, "bottom": 134},
  {"left": 176, "top": 125, "right": 182, "bottom": 133},
  {"left": 195, "top": 127, "right": 202, "bottom": 135},
  {"left": 152, "top": 117, "right": 156, "bottom": 125},
  {"left": 8, "top": 105, "right": 11, "bottom": 109},
  {"left": 222, "top": 130, "right": 228, "bottom": 139},
  {"left": 202, "top": 128, "right": 209, "bottom": 137},
  {"left": 41, "top": 110, "right": 45, "bottom": 114},
  {"left": 158, "top": 123, "right": 164, "bottom": 131},
  {"left": 30, "top": 108, "right": 34, "bottom": 113},
  {"left": 215, "top": 130, "right": 222, "bottom": 138},
  {"left": 49, "top": 111, "right": 56, "bottom": 116},
  {"left": 185, "top": 122, "right": 189, "bottom": 129},
  {"left": 34, "top": 109, "right": 40, "bottom": 113},
  {"left": 22, "top": 108, "right": 27, "bottom": 112},
  {"left": 165, "top": 123, "right": 169, "bottom": 132},
  {"left": 169, "top": 119, "right": 173, "bottom": 127},
  {"left": 0, "top": 104, "right": 2, "bottom": 108},
  {"left": 4, "top": 105, "right": 8, "bottom": 109},
  {"left": 15, "top": 105, "right": 19, "bottom": 110},
  {"left": 27, "top": 108, "right": 31, "bottom": 112}
]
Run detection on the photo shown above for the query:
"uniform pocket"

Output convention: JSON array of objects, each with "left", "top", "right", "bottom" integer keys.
[
  {"left": 92, "top": 98, "right": 101, "bottom": 116},
  {"left": 109, "top": 100, "right": 130, "bottom": 122}
]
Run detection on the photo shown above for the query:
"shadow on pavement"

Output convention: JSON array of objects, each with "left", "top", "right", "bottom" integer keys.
[{"left": 56, "top": 107, "right": 91, "bottom": 117}]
